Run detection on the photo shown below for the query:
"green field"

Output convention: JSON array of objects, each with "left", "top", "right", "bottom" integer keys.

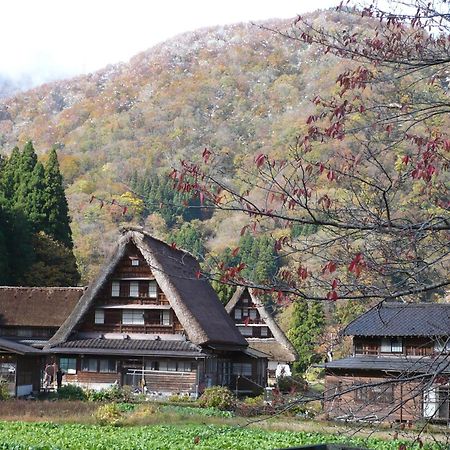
[{"left": 0, "top": 422, "right": 438, "bottom": 450}]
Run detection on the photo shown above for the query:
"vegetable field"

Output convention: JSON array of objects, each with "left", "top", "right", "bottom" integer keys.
[{"left": 0, "top": 422, "right": 439, "bottom": 450}]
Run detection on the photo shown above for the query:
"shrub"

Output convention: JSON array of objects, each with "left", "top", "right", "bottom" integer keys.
[
  {"left": 93, "top": 403, "right": 124, "bottom": 426},
  {"left": 198, "top": 386, "right": 235, "bottom": 411},
  {"left": 0, "top": 382, "right": 10, "bottom": 400},
  {"left": 57, "top": 384, "right": 86, "bottom": 401},
  {"left": 168, "top": 393, "right": 193, "bottom": 403},
  {"left": 276, "top": 375, "right": 307, "bottom": 394},
  {"left": 243, "top": 395, "right": 264, "bottom": 406},
  {"left": 86, "top": 385, "right": 135, "bottom": 403}
]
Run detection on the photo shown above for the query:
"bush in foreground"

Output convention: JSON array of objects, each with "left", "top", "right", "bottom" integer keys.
[
  {"left": 57, "top": 385, "right": 86, "bottom": 401},
  {"left": 0, "top": 382, "right": 10, "bottom": 400},
  {"left": 93, "top": 403, "right": 124, "bottom": 426},
  {"left": 198, "top": 386, "right": 235, "bottom": 411}
]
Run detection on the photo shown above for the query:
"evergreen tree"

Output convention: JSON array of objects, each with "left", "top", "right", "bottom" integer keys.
[
  {"left": 43, "top": 148, "right": 73, "bottom": 248},
  {"left": 288, "top": 300, "right": 326, "bottom": 374},
  {"left": 14, "top": 141, "right": 40, "bottom": 221},
  {"left": 169, "top": 221, "right": 205, "bottom": 259},
  {"left": 23, "top": 161, "right": 46, "bottom": 230},
  {"left": 0, "top": 147, "right": 21, "bottom": 206},
  {"left": 0, "top": 206, "right": 10, "bottom": 284},
  {"left": 23, "top": 232, "right": 80, "bottom": 286}
]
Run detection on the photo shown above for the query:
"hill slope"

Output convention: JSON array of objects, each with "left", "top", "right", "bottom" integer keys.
[{"left": 0, "top": 11, "right": 362, "bottom": 281}]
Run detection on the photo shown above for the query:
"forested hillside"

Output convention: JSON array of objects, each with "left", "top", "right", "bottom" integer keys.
[{"left": 0, "top": 11, "right": 369, "bottom": 281}]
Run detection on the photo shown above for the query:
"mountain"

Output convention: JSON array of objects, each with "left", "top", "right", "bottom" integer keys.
[
  {"left": 0, "top": 74, "right": 35, "bottom": 100},
  {"left": 0, "top": 11, "right": 364, "bottom": 281}
]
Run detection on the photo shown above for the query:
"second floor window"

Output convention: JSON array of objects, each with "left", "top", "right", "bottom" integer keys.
[
  {"left": 122, "top": 310, "right": 145, "bottom": 325},
  {"left": 94, "top": 309, "right": 104, "bottom": 324},
  {"left": 161, "top": 310, "right": 171, "bottom": 326},
  {"left": 239, "top": 326, "right": 253, "bottom": 337},
  {"left": 130, "top": 281, "right": 139, "bottom": 297},
  {"left": 381, "top": 338, "right": 403, "bottom": 353},
  {"left": 111, "top": 281, "right": 120, "bottom": 297},
  {"left": 234, "top": 309, "right": 242, "bottom": 319},
  {"left": 148, "top": 281, "right": 157, "bottom": 298}
]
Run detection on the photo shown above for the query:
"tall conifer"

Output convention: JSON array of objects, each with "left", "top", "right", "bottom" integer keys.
[{"left": 43, "top": 148, "right": 73, "bottom": 248}]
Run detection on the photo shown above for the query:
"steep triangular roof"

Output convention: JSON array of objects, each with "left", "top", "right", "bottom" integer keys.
[
  {"left": 48, "top": 229, "right": 247, "bottom": 348},
  {"left": 226, "top": 287, "right": 297, "bottom": 362}
]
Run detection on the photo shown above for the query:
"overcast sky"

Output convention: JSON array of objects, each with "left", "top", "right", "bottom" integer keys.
[{"left": 0, "top": 0, "right": 338, "bottom": 86}]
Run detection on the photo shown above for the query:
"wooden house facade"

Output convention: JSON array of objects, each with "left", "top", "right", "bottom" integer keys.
[
  {"left": 324, "top": 302, "right": 450, "bottom": 423},
  {"left": 0, "top": 230, "right": 268, "bottom": 397},
  {"left": 226, "top": 287, "right": 297, "bottom": 387},
  {"left": 0, "top": 287, "right": 84, "bottom": 396}
]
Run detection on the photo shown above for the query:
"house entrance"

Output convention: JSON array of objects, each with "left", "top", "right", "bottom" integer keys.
[
  {"left": 424, "top": 386, "right": 450, "bottom": 421},
  {"left": 0, "top": 356, "right": 16, "bottom": 396}
]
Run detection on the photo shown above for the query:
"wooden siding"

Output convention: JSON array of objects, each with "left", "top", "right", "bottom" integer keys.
[
  {"left": 354, "top": 337, "right": 435, "bottom": 357},
  {"left": 229, "top": 294, "right": 273, "bottom": 339},
  {"left": 325, "top": 374, "right": 423, "bottom": 422},
  {"left": 143, "top": 371, "right": 197, "bottom": 393},
  {"left": 77, "top": 243, "right": 185, "bottom": 336}
]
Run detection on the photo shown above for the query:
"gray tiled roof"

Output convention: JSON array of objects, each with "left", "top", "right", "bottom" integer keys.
[
  {"left": 50, "top": 339, "right": 205, "bottom": 358},
  {"left": 325, "top": 356, "right": 450, "bottom": 374},
  {"left": 344, "top": 302, "right": 450, "bottom": 337},
  {"left": 0, "top": 337, "right": 42, "bottom": 355}
]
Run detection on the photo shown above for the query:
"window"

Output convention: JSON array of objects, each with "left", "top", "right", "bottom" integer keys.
[
  {"left": 148, "top": 281, "right": 158, "bottom": 298},
  {"left": 239, "top": 326, "right": 253, "bottom": 337},
  {"left": 158, "top": 361, "right": 190, "bottom": 372},
  {"left": 381, "top": 338, "right": 403, "bottom": 353},
  {"left": 391, "top": 338, "right": 403, "bottom": 353},
  {"left": 242, "top": 298, "right": 249, "bottom": 305},
  {"left": 59, "top": 357, "right": 77, "bottom": 374},
  {"left": 249, "top": 309, "right": 257, "bottom": 320},
  {"left": 354, "top": 383, "right": 394, "bottom": 404},
  {"left": 234, "top": 309, "right": 242, "bottom": 319},
  {"left": 161, "top": 310, "right": 171, "bottom": 326},
  {"left": 99, "top": 359, "right": 116, "bottom": 373},
  {"left": 94, "top": 309, "right": 104, "bottom": 325},
  {"left": 81, "top": 358, "right": 98, "bottom": 372},
  {"left": 178, "top": 361, "right": 192, "bottom": 372},
  {"left": 159, "top": 361, "right": 177, "bottom": 371},
  {"left": 112, "top": 281, "right": 120, "bottom": 297},
  {"left": 122, "top": 310, "right": 145, "bottom": 325},
  {"left": 131, "top": 258, "right": 139, "bottom": 266},
  {"left": 233, "top": 363, "right": 252, "bottom": 377},
  {"left": 17, "top": 328, "right": 33, "bottom": 337},
  {"left": 261, "top": 327, "right": 268, "bottom": 337},
  {"left": 130, "top": 281, "right": 139, "bottom": 298}
]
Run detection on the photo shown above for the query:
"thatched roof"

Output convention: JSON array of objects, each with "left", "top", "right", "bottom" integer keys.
[
  {"left": 48, "top": 229, "right": 247, "bottom": 348},
  {"left": 0, "top": 287, "right": 84, "bottom": 328},
  {"left": 247, "top": 339, "right": 296, "bottom": 363},
  {"left": 226, "top": 287, "right": 297, "bottom": 363}
]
